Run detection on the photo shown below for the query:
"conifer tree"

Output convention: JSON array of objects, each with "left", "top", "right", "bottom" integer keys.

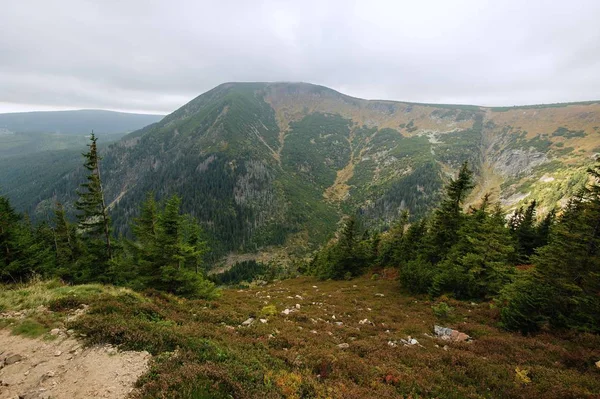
[
  {"left": 509, "top": 200, "right": 538, "bottom": 264},
  {"left": 126, "top": 193, "right": 215, "bottom": 298},
  {"left": 0, "top": 195, "right": 20, "bottom": 275},
  {"left": 53, "top": 202, "right": 74, "bottom": 267},
  {"left": 75, "top": 133, "right": 112, "bottom": 270},
  {"left": 501, "top": 163, "right": 600, "bottom": 333},
  {"left": 428, "top": 161, "right": 474, "bottom": 263}
]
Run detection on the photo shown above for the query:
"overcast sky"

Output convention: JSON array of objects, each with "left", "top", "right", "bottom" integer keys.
[{"left": 1, "top": 0, "right": 599, "bottom": 114}]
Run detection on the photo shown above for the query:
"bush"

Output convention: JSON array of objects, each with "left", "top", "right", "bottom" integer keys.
[
  {"left": 432, "top": 302, "right": 454, "bottom": 319},
  {"left": 399, "top": 259, "right": 434, "bottom": 294}
]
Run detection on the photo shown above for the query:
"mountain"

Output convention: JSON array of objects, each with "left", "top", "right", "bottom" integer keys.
[
  {"left": 0, "top": 109, "right": 164, "bottom": 135},
  {"left": 2, "top": 82, "right": 600, "bottom": 262},
  {"left": 0, "top": 109, "right": 165, "bottom": 159}
]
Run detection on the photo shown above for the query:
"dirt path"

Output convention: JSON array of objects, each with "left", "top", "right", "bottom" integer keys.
[{"left": 0, "top": 330, "right": 150, "bottom": 399}]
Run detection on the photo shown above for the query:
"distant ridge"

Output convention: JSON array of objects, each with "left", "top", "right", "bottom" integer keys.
[{"left": 0, "top": 109, "right": 165, "bottom": 135}]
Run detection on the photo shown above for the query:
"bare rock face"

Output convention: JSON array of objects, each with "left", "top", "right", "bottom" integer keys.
[{"left": 493, "top": 149, "right": 548, "bottom": 177}]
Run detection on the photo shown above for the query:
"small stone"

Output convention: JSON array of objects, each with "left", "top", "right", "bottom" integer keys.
[
  {"left": 335, "top": 322, "right": 343, "bottom": 326},
  {"left": 443, "top": 345, "right": 449, "bottom": 351},
  {"left": 409, "top": 338, "right": 419, "bottom": 345},
  {"left": 337, "top": 343, "right": 350, "bottom": 349},
  {"left": 375, "top": 293, "right": 385, "bottom": 297},
  {"left": 49, "top": 328, "right": 61, "bottom": 336},
  {"left": 54, "top": 350, "right": 62, "bottom": 357},
  {"left": 295, "top": 295, "right": 303, "bottom": 300},
  {"left": 295, "top": 304, "right": 301, "bottom": 309},
  {"left": 5, "top": 354, "right": 24, "bottom": 365},
  {"left": 596, "top": 360, "right": 600, "bottom": 369},
  {"left": 359, "top": 318, "right": 369, "bottom": 325},
  {"left": 106, "top": 348, "right": 117, "bottom": 356},
  {"left": 387, "top": 341, "right": 397, "bottom": 347},
  {"left": 259, "top": 319, "right": 268, "bottom": 324},
  {"left": 241, "top": 317, "right": 255, "bottom": 326}
]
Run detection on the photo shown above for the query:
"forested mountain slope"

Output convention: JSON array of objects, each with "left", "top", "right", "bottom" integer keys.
[{"left": 3, "top": 82, "right": 599, "bottom": 261}]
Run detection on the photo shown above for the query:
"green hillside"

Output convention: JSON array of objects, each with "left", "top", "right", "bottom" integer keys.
[{"left": 2, "top": 82, "right": 600, "bottom": 263}]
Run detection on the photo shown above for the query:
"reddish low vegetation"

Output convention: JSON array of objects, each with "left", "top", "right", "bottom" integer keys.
[{"left": 61, "top": 276, "right": 600, "bottom": 398}]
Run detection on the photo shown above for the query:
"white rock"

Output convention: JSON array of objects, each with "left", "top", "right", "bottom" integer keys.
[
  {"left": 337, "top": 343, "right": 350, "bottom": 349},
  {"left": 241, "top": 317, "right": 255, "bottom": 326},
  {"left": 49, "top": 328, "right": 61, "bottom": 336},
  {"left": 359, "top": 318, "right": 369, "bottom": 325},
  {"left": 259, "top": 319, "right": 268, "bottom": 324},
  {"left": 295, "top": 304, "right": 301, "bottom": 309}
]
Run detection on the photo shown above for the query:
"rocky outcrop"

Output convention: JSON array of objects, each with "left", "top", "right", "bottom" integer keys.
[{"left": 492, "top": 148, "right": 548, "bottom": 177}]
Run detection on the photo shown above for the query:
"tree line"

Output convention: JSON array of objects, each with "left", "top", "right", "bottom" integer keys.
[
  {"left": 0, "top": 134, "right": 216, "bottom": 298},
  {"left": 309, "top": 161, "right": 599, "bottom": 334}
]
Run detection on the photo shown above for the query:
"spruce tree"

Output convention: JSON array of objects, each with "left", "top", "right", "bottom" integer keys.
[
  {"left": 53, "top": 202, "right": 74, "bottom": 268},
  {"left": 431, "top": 196, "right": 515, "bottom": 299},
  {"left": 509, "top": 200, "right": 538, "bottom": 264},
  {"left": 75, "top": 133, "right": 112, "bottom": 277},
  {"left": 427, "top": 161, "right": 474, "bottom": 263}
]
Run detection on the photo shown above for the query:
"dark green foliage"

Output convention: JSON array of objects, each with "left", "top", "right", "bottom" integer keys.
[
  {"left": 309, "top": 216, "right": 375, "bottom": 280},
  {"left": 500, "top": 164, "right": 600, "bottom": 333},
  {"left": 210, "top": 260, "right": 267, "bottom": 286},
  {"left": 0, "top": 135, "right": 217, "bottom": 300},
  {"left": 427, "top": 161, "right": 475, "bottom": 264},
  {"left": 115, "top": 193, "right": 216, "bottom": 299},
  {"left": 0, "top": 197, "right": 55, "bottom": 282},
  {"left": 362, "top": 164, "right": 520, "bottom": 300},
  {"left": 551, "top": 127, "right": 586, "bottom": 139},
  {"left": 75, "top": 133, "right": 112, "bottom": 275},
  {"left": 509, "top": 200, "right": 539, "bottom": 264},
  {"left": 430, "top": 201, "right": 515, "bottom": 299}
]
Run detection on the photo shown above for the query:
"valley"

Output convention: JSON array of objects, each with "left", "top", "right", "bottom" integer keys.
[{"left": 2, "top": 83, "right": 598, "bottom": 263}]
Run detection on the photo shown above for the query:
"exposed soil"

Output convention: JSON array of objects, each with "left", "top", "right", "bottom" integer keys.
[{"left": 0, "top": 330, "right": 150, "bottom": 399}]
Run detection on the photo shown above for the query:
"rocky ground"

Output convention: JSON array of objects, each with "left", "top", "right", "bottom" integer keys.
[{"left": 0, "top": 329, "right": 150, "bottom": 399}]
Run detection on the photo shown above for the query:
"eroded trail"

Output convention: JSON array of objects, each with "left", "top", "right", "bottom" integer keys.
[{"left": 0, "top": 330, "right": 150, "bottom": 399}]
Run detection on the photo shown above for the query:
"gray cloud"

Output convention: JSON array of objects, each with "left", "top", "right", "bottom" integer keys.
[{"left": 1, "top": 0, "right": 599, "bottom": 113}]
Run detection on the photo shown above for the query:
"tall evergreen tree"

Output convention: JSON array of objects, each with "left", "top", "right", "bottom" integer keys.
[
  {"left": 75, "top": 133, "right": 112, "bottom": 277},
  {"left": 509, "top": 200, "right": 538, "bottom": 264},
  {"left": 427, "top": 161, "right": 475, "bottom": 263},
  {"left": 53, "top": 202, "right": 75, "bottom": 267}
]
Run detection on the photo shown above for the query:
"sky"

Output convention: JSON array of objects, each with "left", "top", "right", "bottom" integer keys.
[{"left": 1, "top": 0, "right": 599, "bottom": 114}]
